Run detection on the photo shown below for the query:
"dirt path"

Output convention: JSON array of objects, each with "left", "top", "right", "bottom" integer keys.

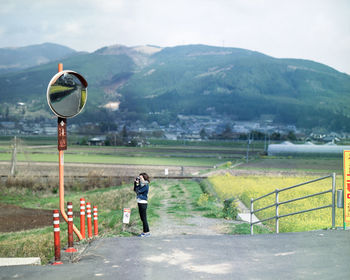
[{"left": 150, "top": 181, "right": 239, "bottom": 236}]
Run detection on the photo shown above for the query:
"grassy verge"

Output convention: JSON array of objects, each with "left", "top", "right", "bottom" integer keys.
[
  {"left": 0, "top": 227, "right": 58, "bottom": 265},
  {"left": 0, "top": 183, "right": 138, "bottom": 264},
  {"left": 209, "top": 173, "right": 343, "bottom": 233},
  {"left": 167, "top": 182, "right": 191, "bottom": 219},
  {"left": 182, "top": 180, "right": 238, "bottom": 220},
  {"left": 228, "top": 223, "right": 272, "bottom": 235}
]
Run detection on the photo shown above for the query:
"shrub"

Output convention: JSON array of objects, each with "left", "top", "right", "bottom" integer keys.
[
  {"left": 197, "top": 193, "right": 209, "bottom": 207},
  {"left": 199, "top": 179, "right": 217, "bottom": 197},
  {"left": 223, "top": 198, "right": 238, "bottom": 219}
]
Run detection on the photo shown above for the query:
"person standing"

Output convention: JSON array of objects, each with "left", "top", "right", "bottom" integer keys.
[{"left": 134, "top": 173, "right": 150, "bottom": 237}]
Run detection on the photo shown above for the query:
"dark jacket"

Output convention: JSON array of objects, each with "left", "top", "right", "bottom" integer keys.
[{"left": 134, "top": 180, "right": 149, "bottom": 201}]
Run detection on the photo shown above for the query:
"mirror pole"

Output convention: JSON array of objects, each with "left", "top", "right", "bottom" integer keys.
[{"left": 57, "top": 63, "right": 83, "bottom": 241}]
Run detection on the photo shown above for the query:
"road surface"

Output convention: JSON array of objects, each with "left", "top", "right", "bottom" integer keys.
[{"left": 0, "top": 230, "right": 349, "bottom": 280}]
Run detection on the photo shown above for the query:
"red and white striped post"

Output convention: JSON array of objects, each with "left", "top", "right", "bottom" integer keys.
[
  {"left": 86, "top": 202, "right": 92, "bottom": 238},
  {"left": 80, "top": 198, "right": 86, "bottom": 239},
  {"left": 93, "top": 205, "right": 98, "bottom": 236},
  {"left": 65, "top": 202, "right": 77, "bottom": 253},
  {"left": 52, "top": 210, "right": 63, "bottom": 265}
]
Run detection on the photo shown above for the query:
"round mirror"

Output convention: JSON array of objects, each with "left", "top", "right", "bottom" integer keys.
[{"left": 47, "top": 70, "right": 88, "bottom": 118}]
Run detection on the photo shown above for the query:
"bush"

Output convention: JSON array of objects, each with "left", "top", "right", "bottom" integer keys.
[
  {"left": 223, "top": 198, "right": 238, "bottom": 220},
  {"left": 199, "top": 179, "right": 217, "bottom": 197},
  {"left": 197, "top": 193, "right": 209, "bottom": 207}
]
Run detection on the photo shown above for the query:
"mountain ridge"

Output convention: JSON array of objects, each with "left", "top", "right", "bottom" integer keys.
[
  {"left": 0, "top": 42, "right": 77, "bottom": 73},
  {"left": 0, "top": 43, "right": 349, "bottom": 132}
]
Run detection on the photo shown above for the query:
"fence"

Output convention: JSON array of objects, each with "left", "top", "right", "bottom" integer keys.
[{"left": 250, "top": 173, "right": 336, "bottom": 235}]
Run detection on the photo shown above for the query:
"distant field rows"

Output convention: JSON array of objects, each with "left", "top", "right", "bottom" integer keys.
[
  {"left": 0, "top": 152, "right": 227, "bottom": 167},
  {"left": 0, "top": 141, "right": 258, "bottom": 167}
]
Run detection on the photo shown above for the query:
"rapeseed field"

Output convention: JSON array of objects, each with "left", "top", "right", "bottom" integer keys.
[{"left": 209, "top": 173, "right": 343, "bottom": 232}]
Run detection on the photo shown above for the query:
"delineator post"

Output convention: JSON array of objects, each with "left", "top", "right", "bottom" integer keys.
[
  {"left": 52, "top": 209, "right": 63, "bottom": 265},
  {"left": 80, "top": 198, "right": 86, "bottom": 239},
  {"left": 86, "top": 202, "right": 92, "bottom": 238},
  {"left": 65, "top": 202, "right": 77, "bottom": 253},
  {"left": 93, "top": 206, "right": 98, "bottom": 236}
]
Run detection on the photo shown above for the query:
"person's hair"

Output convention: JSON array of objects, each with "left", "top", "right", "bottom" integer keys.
[{"left": 139, "top": 172, "right": 150, "bottom": 182}]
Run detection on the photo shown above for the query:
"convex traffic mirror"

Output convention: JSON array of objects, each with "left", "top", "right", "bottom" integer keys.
[{"left": 47, "top": 70, "right": 88, "bottom": 118}]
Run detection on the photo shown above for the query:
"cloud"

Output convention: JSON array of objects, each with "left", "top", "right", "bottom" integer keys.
[{"left": 0, "top": 0, "right": 349, "bottom": 73}]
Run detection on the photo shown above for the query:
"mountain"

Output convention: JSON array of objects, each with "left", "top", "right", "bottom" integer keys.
[
  {"left": 0, "top": 43, "right": 350, "bottom": 132},
  {"left": 117, "top": 45, "right": 350, "bottom": 130},
  {"left": 0, "top": 43, "right": 77, "bottom": 74}
]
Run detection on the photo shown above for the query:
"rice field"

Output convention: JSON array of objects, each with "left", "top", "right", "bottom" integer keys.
[{"left": 209, "top": 173, "right": 343, "bottom": 233}]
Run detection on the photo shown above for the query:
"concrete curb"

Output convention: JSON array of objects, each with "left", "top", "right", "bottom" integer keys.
[
  {"left": 237, "top": 213, "right": 261, "bottom": 224},
  {"left": 0, "top": 257, "right": 41, "bottom": 266}
]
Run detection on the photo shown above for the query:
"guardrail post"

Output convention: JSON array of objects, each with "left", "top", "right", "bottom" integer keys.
[
  {"left": 52, "top": 210, "right": 63, "bottom": 265},
  {"left": 80, "top": 198, "right": 86, "bottom": 239},
  {"left": 275, "top": 189, "right": 279, "bottom": 234},
  {"left": 332, "top": 173, "right": 336, "bottom": 229},
  {"left": 250, "top": 198, "right": 254, "bottom": 235}
]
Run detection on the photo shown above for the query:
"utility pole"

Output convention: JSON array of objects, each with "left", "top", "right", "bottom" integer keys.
[
  {"left": 10, "top": 136, "right": 17, "bottom": 176},
  {"left": 246, "top": 133, "right": 251, "bottom": 163}
]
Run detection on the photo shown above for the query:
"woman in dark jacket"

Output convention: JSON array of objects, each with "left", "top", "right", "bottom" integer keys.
[{"left": 134, "top": 172, "right": 150, "bottom": 237}]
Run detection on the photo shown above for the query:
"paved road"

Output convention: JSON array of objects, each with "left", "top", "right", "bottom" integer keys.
[{"left": 1, "top": 230, "right": 349, "bottom": 280}]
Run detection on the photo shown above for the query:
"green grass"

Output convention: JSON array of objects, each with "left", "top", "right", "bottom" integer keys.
[
  {"left": 228, "top": 223, "right": 272, "bottom": 235},
  {"left": 166, "top": 182, "right": 191, "bottom": 218},
  {"left": 182, "top": 180, "right": 226, "bottom": 219},
  {"left": 240, "top": 156, "right": 343, "bottom": 173},
  {"left": 146, "top": 181, "right": 162, "bottom": 223},
  {"left": 210, "top": 173, "right": 343, "bottom": 233},
  {"left": 0, "top": 183, "right": 137, "bottom": 263}
]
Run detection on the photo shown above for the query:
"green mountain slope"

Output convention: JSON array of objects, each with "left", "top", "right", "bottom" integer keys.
[
  {"left": 0, "top": 43, "right": 350, "bottom": 131},
  {"left": 118, "top": 45, "right": 350, "bottom": 130}
]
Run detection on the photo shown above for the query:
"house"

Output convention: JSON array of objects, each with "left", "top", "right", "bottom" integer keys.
[{"left": 88, "top": 137, "right": 106, "bottom": 146}]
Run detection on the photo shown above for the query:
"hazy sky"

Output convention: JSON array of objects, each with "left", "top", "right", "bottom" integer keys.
[{"left": 1, "top": 0, "right": 349, "bottom": 73}]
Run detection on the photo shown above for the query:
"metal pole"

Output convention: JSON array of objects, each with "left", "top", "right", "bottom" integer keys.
[
  {"left": 332, "top": 172, "right": 336, "bottom": 229},
  {"left": 246, "top": 134, "right": 250, "bottom": 163},
  {"left": 57, "top": 63, "right": 83, "bottom": 241},
  {"left": 250, "top": 199, "right": 254, "bottom": 235},
  {"left": 276, "top": 189, "right": 279, "bottom": 234},
  {"left": 10, "top": 136, "right": 17, "bottom": 176}
]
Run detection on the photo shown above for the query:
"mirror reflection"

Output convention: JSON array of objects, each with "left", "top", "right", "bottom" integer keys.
[{"left": 47, "top": 72, "right": 87, "bottom": 118}]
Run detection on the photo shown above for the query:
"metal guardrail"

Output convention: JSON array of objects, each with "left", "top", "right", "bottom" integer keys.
[{"left": 250, "top": 173, "right": 336, "bottom": 235}]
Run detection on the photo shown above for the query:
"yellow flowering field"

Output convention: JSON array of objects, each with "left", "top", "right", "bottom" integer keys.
[{"left": 209, "top": 173, "right": 343, "bottom": 233}]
